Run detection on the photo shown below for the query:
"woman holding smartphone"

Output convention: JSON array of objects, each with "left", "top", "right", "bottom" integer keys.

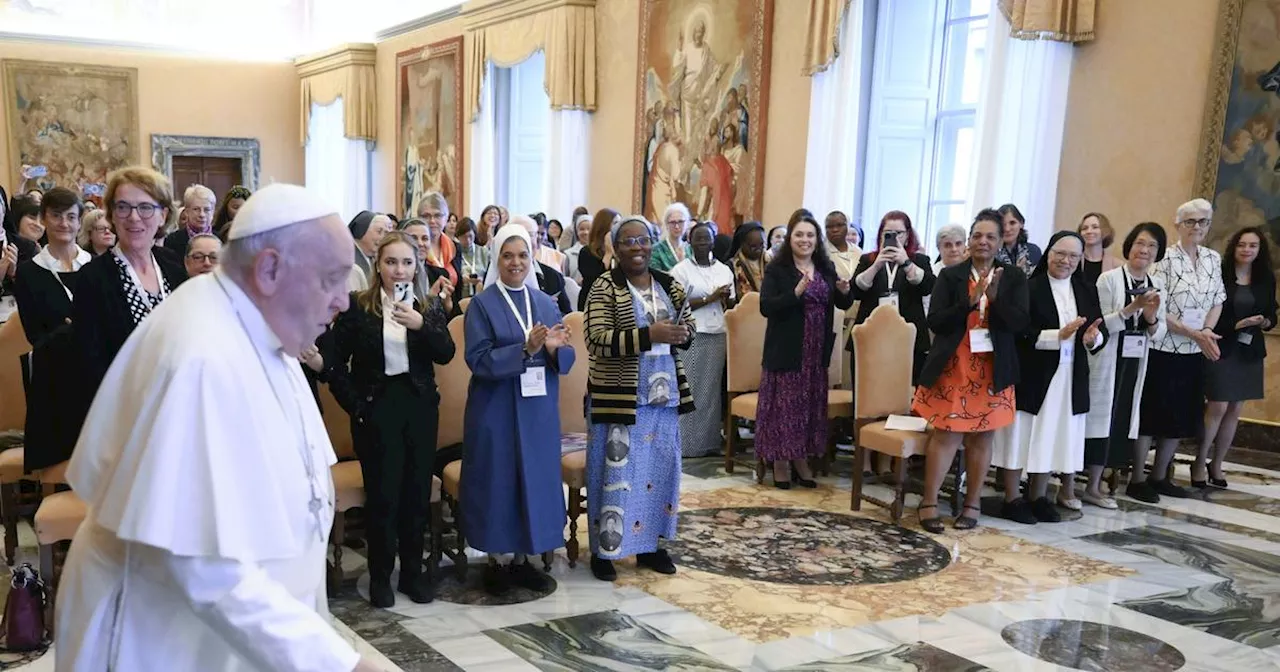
[
  {"left": 327, "top": 231, "right": 456, "bottom": 608},
  {"left": 852, "top": 211, "right": 935, "bottom": 382}
]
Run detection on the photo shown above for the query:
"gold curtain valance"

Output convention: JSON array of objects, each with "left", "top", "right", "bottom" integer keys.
[
  {"left": 462, "top": 0, "right": 596, "bottom": 121},
  {"left": 998, "top": 0, "right": 1096, "bottom": 43},
  {"left": 803, "top": 0, "right": 851, "bottom": 76},
  {"left": 294, "top": 43, "right": 377, "bottom": 146}
]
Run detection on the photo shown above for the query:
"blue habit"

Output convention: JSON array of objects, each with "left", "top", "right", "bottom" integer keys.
[{"left": 462, "top": 284, "right": 575, "bottom": 555}]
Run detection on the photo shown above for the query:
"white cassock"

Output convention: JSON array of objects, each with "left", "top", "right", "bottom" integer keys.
[{"left": 55, "top": 269, "right": 359, "bottom": 672}]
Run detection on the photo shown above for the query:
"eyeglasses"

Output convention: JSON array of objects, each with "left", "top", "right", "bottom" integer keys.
[
  {"left": 421, "top": 212, "right": 445, "bottom": 222},
  {"left": 1180, "top": 218, "right": 1211, "bottom": 229},
  {"left": 618, "top": 235, "right": 655, "bottom": 248},
  {"left": 112, "top": 201, "right": 161, "bottom": 220},
  {"left": 1049, "top": 249, "right": 1082, "bottom": 262},
  {"left": 187, "top": 252, "right": 219, "bottom": 263}
]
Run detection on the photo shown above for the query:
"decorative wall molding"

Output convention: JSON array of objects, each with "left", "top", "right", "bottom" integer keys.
[
  {"left": 150, "top": 135, "right": 261, "bottom": 190},
  {"left": 375, "top": 5, "right": 464, "bottom": 40}
]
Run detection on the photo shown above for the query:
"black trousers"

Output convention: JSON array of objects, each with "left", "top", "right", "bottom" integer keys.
[{"left": 357, "top": 375, "right": 438, "bottom": 582}]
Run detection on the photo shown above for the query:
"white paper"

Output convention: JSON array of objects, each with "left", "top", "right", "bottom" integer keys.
[
  {"left": 520, "top": 366, "right": 547, "bottom": 397},
  {"left": 1238, "top": 332, "right": 1254, "bottom": 346},
  {"left": 878, "top": 293, "right": 899, "bottom": 308},
  {"left": 1181, "top": 308, "right": 1207, "bottom": 331},
  {"left": 0, "top": 296, "right": 15, "bottom": 323},
  {"left": 648, "top": 343, "right": 671, "bottom": 357},
  {"left": 884, "top": 414, "right": 928, "bottom": 432},
  {"left": 969, "top": 328, "right": 993, "bottom": 353},
  {"left": 1122, "top": 334, "right": 1147, "bottom": 359}
]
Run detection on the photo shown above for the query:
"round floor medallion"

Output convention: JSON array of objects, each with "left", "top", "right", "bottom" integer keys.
[
  {"left": 434, "top": 564, "right": 558, "bottom": 606},
  {"left": 1001, "top": 619, "right": 1186, "bottom": 671},
  {"left": 665, "top": 507, "right": 952, "bottom": 585}
]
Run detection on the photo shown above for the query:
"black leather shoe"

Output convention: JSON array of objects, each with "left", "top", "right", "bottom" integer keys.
[
  {"left": 1125, "top": 480, "right": 1160, "bottom": 503},
  {"left": 1152, "top": 479, "right": 1191, "bottom": 499},
  {"left": 398, "top": 574, "right": 434, "bottom": 604},
  {"left": 1208, "top": 476, "right": 1228, "bottom": 489},
  {"left": 1000, "top": 498, "right": 1038, "bottom": 525},
  {"left": 508, "top": 561, "right": 553, "bottom": 592},
  {"left": 1030, "top": 497, "right": 1062, "bottom": 523},
  {"left": 636, "top": 549, "right": 677, "bottom": 575},
  {"left": 483, "top": 563, "right": 510, "bottom": 596},
  {"left": 369, "top": 578, "right": 395, "bottom": 608},
  {"left": 590, "top": 554, "right": 617, "bottom": 582}
]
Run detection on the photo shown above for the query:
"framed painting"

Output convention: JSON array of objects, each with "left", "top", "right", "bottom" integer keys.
[
  {"left": 2, "top": 59, "right": 140, "bottom": 196},
  {"left": 632, "top": 0, "right": 774, "bottom": 230},
  {"left": 396, "top": 37, "right": 464, "bottom": 220},
  {"left": 1195, "top": 0, "right": 1280, "bottom": 274}
]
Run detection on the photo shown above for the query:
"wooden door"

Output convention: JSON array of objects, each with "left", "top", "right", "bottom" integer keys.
[{"left": 171, "top": 156, "right": 242, "bottom": 203}]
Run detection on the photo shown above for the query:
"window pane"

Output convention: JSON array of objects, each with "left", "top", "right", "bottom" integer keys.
[
  {"left": 932, "top": 114, "right": 976, "bottom": 202},
  {"left": 941, "top": 19, "right": 987, "bottom": 109},
  {"left": 926, "top": 202, "right": 971, "bottom": 255},
  {"left": 949, "top": 0, "right": 991, "bottom": 20}
]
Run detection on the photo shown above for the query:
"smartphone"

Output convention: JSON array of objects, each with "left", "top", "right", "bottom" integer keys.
[
  {"left": 394, "top": 282, "right": 411, "bottom": 303},
  {"left": 883, "top": 231, "right": 900, "bottom": 248}
]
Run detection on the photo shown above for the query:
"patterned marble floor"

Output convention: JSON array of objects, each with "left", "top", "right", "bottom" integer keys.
[{"left": 9, "top": 449, "right": 1280, "bottom": 671}]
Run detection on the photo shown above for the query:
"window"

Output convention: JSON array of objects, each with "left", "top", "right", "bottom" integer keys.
[
  {"left": 492, "top": 52, "right": 549, "bottom": 215},
  {"left": 304, "top": 98, "right": 372, "bottom": 221},
  {"left": 925, "top": 0, "right": 989, "bottom": 247}
]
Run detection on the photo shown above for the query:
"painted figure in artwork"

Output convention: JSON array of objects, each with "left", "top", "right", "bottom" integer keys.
[
  {"left": 647, "top": 107, "right": 684, "bottom": 223},
  {"left": 404, "top": 127, "right": 423, "bottom": 218},
  {"left": 696, "top": 123, "right": 734, "bottom": 227},
  {"left": 670, "top": 15, "right": 725, "bottom": 174}
]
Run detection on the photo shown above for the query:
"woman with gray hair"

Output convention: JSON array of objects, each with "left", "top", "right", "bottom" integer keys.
[
  {"left": 651, "top": 202, "right": 691, "bottom": 272},
  {"left": 1131, "top": 198, "right": 1225, "bottom": 503},
  {"left": 934, "top": 224, "right": 968, "bottom": 274}
]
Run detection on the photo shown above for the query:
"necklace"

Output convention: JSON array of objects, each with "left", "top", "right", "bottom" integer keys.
[{"left": 215, "top": 276, "right": 327, "bottom": 542}]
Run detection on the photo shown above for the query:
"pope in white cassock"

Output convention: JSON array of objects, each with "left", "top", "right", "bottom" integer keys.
[{"left": 55, "top": 184, "right": 384, "bottom": 671}]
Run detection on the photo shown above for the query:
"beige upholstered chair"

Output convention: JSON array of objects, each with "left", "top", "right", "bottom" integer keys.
[
  {"left": 459, "top": 297, "right": 472, "bottom": 314},
  {"left": 724, "top": 292, "right": 764, "bottom": 476},
  {"left": 849, "top": 304, "right": 928, "bottom": 523},
  {"left": 558, "top": 312, "right": 588, "bottom": 436},
  {"left": 436, "top": 316, "right": 469, "bottom": 449},
  {"left": 33, "top": 461, "right": 85, "bottom": 641},
  {"left": 0, "top": 316, "right": 34, "bottom": 566}
]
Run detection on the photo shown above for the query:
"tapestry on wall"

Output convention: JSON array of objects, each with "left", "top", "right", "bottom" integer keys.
[
  {"left": 397, "top": 37, "right": 463, "bottom": 220},
  {"left": 2, "top": 59, "right": 139, "bottom": 195},
  {"left": 1197, "top": 0, "right": 1280, "bottom": 288},
  {"left": 632, "top": 0, "right": 773, "bottom": 230}
]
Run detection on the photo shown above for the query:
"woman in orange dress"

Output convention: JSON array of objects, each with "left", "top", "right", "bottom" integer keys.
[{"left": 911, "top": 209, "right": 1029, "bottom": 532}]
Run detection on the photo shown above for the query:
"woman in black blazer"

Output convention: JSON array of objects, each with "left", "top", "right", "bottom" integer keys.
[
  {"left": 991, "top": 231, "right": 1106, "bottom": 525},
  {"left": 577, "top": 208, "right": 619, "bottom": 312},
  {"left": 755, "top": 209, "right": 854, "bottom": 488},
  {"left": 13, "top": 188, "right": 94, "bottom": 471},
  {"left": 72, "top": 169, "right": 187, "bottom": 434},
  {"left": 1198, "top": 226, "right": 1277, "bottom": 488},
  {"left": 912, "top": 209, "right": 1029, "bottom": 532},
  {"left": 852, "top": 211, "right": 936, "bottom": 382},
  {"left": 326, "top": 230, "right": 455, "bottom": 609}
]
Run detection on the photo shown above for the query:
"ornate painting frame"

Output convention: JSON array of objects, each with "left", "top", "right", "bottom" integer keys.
[
  {"left": 396, "top": 36, "right": 464, "bottom": 220},
  {"left": 150, "top": 134, "right": 261, "bottom": 191},
  {"left": 2, "top": 59, "right": 140, "bottom": 193},
  {"left": 631, "top": 0, "right": 774, "bottom": 230}
]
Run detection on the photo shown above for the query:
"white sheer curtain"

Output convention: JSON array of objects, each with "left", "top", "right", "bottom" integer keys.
[
  {"left": 802, "top": 0, "right": 865, "bottom": 220},
  {"left": 304, "top": 98, "right": 371, "bottom": 222},
  {"left": 969, "top": 14, "right": 1073, "bottom": 245},
  {"left": 469, "top": 61, "right": 498, "bottom": 221},
  {"left": 544, "top": 109, "right": 590, "bottom": 222}
]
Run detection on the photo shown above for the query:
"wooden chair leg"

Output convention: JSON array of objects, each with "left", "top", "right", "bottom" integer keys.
[
  {"left": 951, "top": 449, "right": 965, "bottom": 517},
  {"left": 450, "top": 496, "right": 467, "bottom": 581},
  {"left": 566, "top": 488, "right": 581, "bottom": 568},
  {"left": 891, "top": 455, "right": 908, "bottom": 524},
  {"left": 756, "top": 458, "right": 766, "bottom": 485},
  {"left": 542, "top": 550, "right": 553, "bottom": 572},
  {"left": 1107, "top": 468, "right": 1119, "bottom": 496},
  {"left": 851, "top": 445, "right": 866, "bottom": 511},
  {"left": 328, "top": 511, "right": 345, "bottom": 593},
  {"left": 2, "top": 482, "right": 18, "bottom": 566},
  {"left": 430, "top": 500, "right": 443, "bottom": 581},
  {"left": 39, "top": 543, "right": 54, "bottom": 643},
  {"left": 724, "top": 407, "right": 736, "bottom": 474}
]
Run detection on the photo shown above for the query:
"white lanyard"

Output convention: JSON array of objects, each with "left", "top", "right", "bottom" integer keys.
[
  {"left": 628, "top": 280, "right": 661, "bottom": 322},
  {"left": 113, "top": 248, "right": 168, "bottom": 303},
  {"left": 498, "top": 284, "right": 534, "bottom": 340},
  {"left": 690, "top": 261, "right": 718, "bottom": 297},
  {"left": 885, "top": 263, "right": 899, "bottom": 290},
  {"left": 971, "top": 266, "right": 990, "bottom": 320}
]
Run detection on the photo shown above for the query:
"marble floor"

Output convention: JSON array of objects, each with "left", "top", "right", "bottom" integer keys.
[{"left": 8, "top": 448, "right": 1280, "bottom": 671}]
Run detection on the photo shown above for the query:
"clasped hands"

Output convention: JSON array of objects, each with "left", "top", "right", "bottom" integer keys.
[
  {"left": 794, "top": 270, "right": 851, "bottom": 297},
  {"left": 968, "top": 267, "right": 1003, "bottom": 306}
]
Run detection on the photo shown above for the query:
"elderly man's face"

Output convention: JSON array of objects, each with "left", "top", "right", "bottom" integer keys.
[
  {"left": 185, "top": 237, "right": 221, "bottom": 276},
  {"left": 262, "top": 215, "right": 353, "bottom": 356}
]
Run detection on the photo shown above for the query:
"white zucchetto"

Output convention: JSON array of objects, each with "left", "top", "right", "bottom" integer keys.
[{"left": 227, "top": 184, "right": 338, "bottom": 241}]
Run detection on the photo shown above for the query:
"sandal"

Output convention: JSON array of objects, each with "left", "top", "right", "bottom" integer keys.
[
  {"left": 918, "top": 504, "right": 945, "bottom": 534},
  {"left": 953, "top": 506, "right": 980, "bottom": 530}
]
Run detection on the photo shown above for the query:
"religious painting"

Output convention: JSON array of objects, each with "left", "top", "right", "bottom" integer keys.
[
  {"left": 2, "top": 59, "right": 139, "bottom": 195},
  {"left": 632, "top": 0, "right": 774, "bottom": 231},
  {"left": 396, "top": 37, "right": 463, "bottom": 220},
  {"left": 1195, "top": 0, "right": 1280, "bottom": 292}
]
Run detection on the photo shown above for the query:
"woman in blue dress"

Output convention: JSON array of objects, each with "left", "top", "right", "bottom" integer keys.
[
  {"left": 462, "top": 224, "right": 575, "bottom": 595},
  {"left": 583, "top": 215, "right": 696, "bottom": 582}
]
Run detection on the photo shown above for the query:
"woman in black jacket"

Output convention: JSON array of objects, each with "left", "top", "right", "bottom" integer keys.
[
  {"left": 1197, "top": 226, "right": 1277, "bottom": 488},
  {"left": 577, "top": 208, "right": 619, "bottom": 312},
  {"left": 912, "top": 209, "right": 1029, "bottom": 532},
  {"left": 990, "top": 231, "right": 1106, "bottom": 525},
  {"left": 755, "top": 209, "right": 853, "bottom": 488},
  {"left": 327, "top": 230, "right": 455, "bottom": 608},
  {"left": 852, "top": 210, "right": 936, "bottom": 382}
]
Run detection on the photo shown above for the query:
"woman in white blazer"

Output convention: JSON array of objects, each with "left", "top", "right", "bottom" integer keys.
[{"left": 1082, "top": 223, "right": 1168, "bottom": 508}]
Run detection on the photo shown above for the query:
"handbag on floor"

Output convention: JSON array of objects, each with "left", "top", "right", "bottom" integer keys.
[{"left": 1, "top": 563, "right": 46, "bottom": 651}]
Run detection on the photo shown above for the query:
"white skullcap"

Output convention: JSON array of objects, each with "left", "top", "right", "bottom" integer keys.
[{"left": 227, "top": 184, "right": 338, "bottom": 241}]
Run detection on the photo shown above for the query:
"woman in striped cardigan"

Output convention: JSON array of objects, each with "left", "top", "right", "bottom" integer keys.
[{"left": 584, "top": 215, "right": 696, "bottom": 582}]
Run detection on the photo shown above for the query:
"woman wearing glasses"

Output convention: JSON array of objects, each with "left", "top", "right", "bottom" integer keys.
[
  {"left": 1132, "top": 199, "right": 1226, "bottom": 503},
  {"left": 71, "top": 167, "right": 188, "bottom": 430}
]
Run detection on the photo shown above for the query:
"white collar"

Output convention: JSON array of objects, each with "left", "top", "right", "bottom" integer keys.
[
  {"left": 33, "top": 244, "right": 91, "bottom": 272},
  {"left": 215, "top": 269, "right": 284, "bottom": 355}
]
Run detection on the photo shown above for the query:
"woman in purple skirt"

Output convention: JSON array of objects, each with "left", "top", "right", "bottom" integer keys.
[{"left": 756, "top": 209, "right": 854, "bottom": 487}]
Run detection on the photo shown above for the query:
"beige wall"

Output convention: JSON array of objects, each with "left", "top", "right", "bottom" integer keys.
[
  {"left": 1054, "top": 0, "right": 1219, "bottom": 241},
  {"left": 371, "top": 17, "right": 467, "bottom": 216},
  {"left": 0, "top": 39, "right": 303, "bottom": 189}
]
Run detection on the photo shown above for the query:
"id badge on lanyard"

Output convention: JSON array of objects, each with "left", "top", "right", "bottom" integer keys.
[{"left": 969, "top": 267, "right": 992, "bottom": 352}]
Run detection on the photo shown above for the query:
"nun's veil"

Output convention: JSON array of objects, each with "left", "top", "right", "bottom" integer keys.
[{"left": 483, "top": 223, "right": 540, "bottom": 291}]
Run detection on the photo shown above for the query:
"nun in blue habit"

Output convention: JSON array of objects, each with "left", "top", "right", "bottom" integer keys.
[{"left": 462, "top": 222, "right": 575, "bottom": 595}]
